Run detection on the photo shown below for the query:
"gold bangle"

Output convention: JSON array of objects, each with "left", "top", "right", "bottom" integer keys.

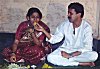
[{"left": 10, "top": 52, "right": 16, "bottom": 56}]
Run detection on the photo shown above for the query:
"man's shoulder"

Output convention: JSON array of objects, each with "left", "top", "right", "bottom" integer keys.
[
  {"left": 82, "top": 20, "right": 92, "bottom": 27},
  {"left": 82, "top": 19, "right": 92, "bottom": 30}
]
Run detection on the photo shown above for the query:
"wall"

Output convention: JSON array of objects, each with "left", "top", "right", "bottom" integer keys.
[
  {"left": 95, "top": 0, "right": 100, "bottom": 39},
  {"left": 0, "top": 0, "right": 98, "bottom": 38}
]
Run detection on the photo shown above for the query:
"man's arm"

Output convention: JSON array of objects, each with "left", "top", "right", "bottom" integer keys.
[{"left": 35, "top": 23, "right": 64, "bottom": 44}]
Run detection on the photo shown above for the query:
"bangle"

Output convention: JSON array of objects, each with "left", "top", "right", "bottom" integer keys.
[
  {"left": 10, "top": 52, "right": 16, "bottom": 56},
  {"left": 12, "top": 53, "right": 15, "bottom": 55},
  {"left": 11, "top": 52, "right": 15, "bottom": 54}
]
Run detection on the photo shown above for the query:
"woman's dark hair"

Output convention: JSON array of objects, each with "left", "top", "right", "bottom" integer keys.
[
  {"left": 68, "top": 2, "right": 84, "bottom": 18},
  {"left": 26, "top": 7, "right": 42, "bottom": 19}
]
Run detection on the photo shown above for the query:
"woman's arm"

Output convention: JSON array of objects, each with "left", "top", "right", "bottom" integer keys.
[
  {"left": 12, "top": 39, "right": 19, "bottom": 53},
  {"left": 10, "top": 39, "right": 19, "bottom": 62}
]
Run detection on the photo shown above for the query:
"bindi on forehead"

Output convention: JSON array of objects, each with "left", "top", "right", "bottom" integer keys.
[
  {"left": 32, "top": 12, "right": 39, "bottom": 16},
  {"left": 30, "top": 13, "right": 40, "bottom": 18}
]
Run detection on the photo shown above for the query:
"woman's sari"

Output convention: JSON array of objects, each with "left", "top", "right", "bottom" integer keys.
[{"left": 2, "top": 21, "right": 52, "bottom": 64}]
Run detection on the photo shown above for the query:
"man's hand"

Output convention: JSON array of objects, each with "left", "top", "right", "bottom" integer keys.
[
  {"left": 61, "top": 51, "right": 81, "bottom": 59},
  {"left": 71, "top": 51, "right": 81, "bottom": 57},
  {"left": 61, "top": 51, "right": 71, "bottom": 59},
  {"left": 34, "top": 23, "right": 45, "bottom": 32}
]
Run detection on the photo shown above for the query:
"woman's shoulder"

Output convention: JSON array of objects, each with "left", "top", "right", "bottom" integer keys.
[
  {"left": 82, "top": 19, "right": 92, "bottom": 30},
  {"left": 20, "top": 20, "right": 29, "bottom": 24},
  {"left": 18, "top": 20, "right": 29, "bottom": 26}
]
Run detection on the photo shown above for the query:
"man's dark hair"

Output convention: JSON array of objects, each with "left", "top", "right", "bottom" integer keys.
[
  {"left": 68, "top": 2, "right": 84, "bottom": 18},
  {"left": 26, "top": 7, "right": 42, "bottom": 19}
]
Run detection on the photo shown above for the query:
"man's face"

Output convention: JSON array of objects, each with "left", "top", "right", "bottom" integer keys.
[{"left": 68, "top": 9, "right": 78, "bottom": 23}]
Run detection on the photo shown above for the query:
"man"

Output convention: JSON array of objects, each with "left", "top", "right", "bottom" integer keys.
[{"left": 35, "top": 2, "right": 98, "bottom": 66}]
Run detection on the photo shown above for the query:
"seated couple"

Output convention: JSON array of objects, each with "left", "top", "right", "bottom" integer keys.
[{"left": 2, "top": 2, "right": 98, "bottom": 67}]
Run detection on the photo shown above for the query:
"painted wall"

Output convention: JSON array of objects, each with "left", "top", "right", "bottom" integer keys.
[{"left": 0, "top": 0, "right": 98, "bottom": 38}]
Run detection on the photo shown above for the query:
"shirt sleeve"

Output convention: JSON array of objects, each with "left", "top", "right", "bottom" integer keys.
[
  {"left": 46, "top": 23, "right": 64, "bottom": 44},
  {"left": 38, "top": 22, "right": 50, "bottom": 42}
]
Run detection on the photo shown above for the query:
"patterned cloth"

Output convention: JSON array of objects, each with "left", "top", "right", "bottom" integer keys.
[{"left": 2, "top": 21, "right": 51, "bottom": 65}]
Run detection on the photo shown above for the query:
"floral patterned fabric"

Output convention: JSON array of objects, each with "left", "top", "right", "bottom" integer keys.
[{"left": 2, "top": 21, "right": 51, "bottom": 64}]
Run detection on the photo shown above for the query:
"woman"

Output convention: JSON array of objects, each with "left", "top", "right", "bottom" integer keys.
[{"left": 2, "top": 7, "right": 51, "bottom": 65}]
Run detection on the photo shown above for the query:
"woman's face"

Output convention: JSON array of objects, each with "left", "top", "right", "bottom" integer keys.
[{"left": 29, "top": 12, "right": 40, "bottom": 24}]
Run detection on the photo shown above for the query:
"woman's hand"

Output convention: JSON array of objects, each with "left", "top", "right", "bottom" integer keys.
[
  {"left": 28, "top": 28, "right": 34, "bottom": 33},
  {"left": 10, "top": 54, "right": 16, "bottom": 62}
]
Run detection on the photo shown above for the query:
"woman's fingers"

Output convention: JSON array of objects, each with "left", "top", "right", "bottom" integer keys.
[{"left": 10, "top": 56, "right": 16, "bottom": 62}]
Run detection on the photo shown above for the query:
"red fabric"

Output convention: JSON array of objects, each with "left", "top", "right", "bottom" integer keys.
[{"left": 2, "top": 21, "right": 51, "bottom": 64}]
